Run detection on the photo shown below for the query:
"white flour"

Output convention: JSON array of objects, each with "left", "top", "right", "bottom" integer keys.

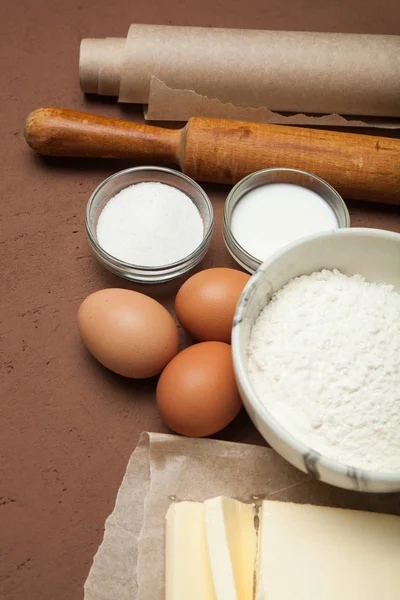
[
  {"left": 248, "top": 269, "right": 400, "bottom": 472},
  {"left": 97, "top": 182, "right": 204, "bottom": 266}
]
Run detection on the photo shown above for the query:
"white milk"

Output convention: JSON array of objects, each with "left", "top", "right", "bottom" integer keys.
[{"left": 231, "top": 183, "right": 338, "bottom": 261}]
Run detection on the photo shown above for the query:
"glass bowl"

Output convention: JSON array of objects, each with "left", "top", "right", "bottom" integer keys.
[
  {"left": 223, "top": 168, "right": 350, "bottom": 273},
  {"left": 86, "top": 166, "right": 214, "bottom": 284}
]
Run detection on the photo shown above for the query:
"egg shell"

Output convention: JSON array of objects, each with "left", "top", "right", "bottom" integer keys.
[
  {"left": 175, "top": 268, "right": 250, "bottom": 343},
  {"left": 156, "top": 341, "right": 242, "bottom": 437},
  {"left": 78, "top": 288, "right": 179, "bottom": 378}
]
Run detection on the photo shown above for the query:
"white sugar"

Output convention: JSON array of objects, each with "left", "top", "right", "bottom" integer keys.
[
  {"left": 231, "top": 183, "right": 338, "bottom": 261},
  {"left": 97, "top": 182, "right": 204, "bottom": 266}
]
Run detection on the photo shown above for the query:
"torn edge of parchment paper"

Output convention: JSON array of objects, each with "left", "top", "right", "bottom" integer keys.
[
  {"left": 83, "top": 434, "right": 151, "bottom": 600},
  {"left": 144, "top": 77, "right": 400, "bottom": 129}
]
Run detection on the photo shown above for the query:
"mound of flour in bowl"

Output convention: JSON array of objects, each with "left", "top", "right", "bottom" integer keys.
[{"left": 248, "top": 269, "right": 400, "bottom": 473}]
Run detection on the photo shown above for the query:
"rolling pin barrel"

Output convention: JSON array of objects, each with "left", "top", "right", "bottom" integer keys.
[
  {"left": 25, "top": 108, "right": 400, "bottom": 204},
  {"left": 183, "top": 117, "right": 400, "bottom": 204}
]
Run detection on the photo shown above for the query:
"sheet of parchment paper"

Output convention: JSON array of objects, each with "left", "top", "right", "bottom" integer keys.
[
  {"left": 83, "top": 432, "right": 400, "bottom": 600},
  {"left": 144, "top": 77, "right": 400, "bottom": 129},
  {"left": 79, "top": 25, "right": 400, "bottom": 124}
]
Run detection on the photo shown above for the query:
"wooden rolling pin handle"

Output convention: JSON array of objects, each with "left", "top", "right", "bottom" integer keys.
[{"left": 24, "top": 107, "right": 181, "bottom": 163}]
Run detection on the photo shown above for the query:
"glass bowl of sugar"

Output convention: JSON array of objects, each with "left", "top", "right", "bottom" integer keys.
[
  {"left": 86, "top": 166, "right": 214, "bottom": 283},
  {"left": 223, "top": 168, "right": 350, "bottom": 273}
]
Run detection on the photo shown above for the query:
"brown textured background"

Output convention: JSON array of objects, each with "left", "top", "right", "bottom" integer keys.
[{"left": 1, "top": 1, "right": 399, "bottom": 599}]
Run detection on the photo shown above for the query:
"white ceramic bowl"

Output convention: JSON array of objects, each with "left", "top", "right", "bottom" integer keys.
[{"left": 232, "top": 228, "right": 400, "bottom": 492}]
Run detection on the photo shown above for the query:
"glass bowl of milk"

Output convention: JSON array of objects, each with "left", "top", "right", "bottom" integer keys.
[{"left": 223, "top": 168, "right": 350, "bottom": 273}]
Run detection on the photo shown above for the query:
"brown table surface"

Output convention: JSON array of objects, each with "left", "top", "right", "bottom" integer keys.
[{"left": 1, "top": 1, "right": 400, "bottom": 598}]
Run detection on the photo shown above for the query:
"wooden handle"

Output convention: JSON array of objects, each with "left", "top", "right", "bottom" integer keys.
[
  {"left": 183, "top": 118, "right": 400, "bottom": 204},
  {"left": 25, "top": 108, "right": 400, "bottom": 204},
  {"left": 25, "top": 107, "right": 181, "bottom": 163}
]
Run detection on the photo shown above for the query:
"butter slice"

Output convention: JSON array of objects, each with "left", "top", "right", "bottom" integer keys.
[
  {"left": 257, "top": 500, "right": 400, "bottom": 600},
  {"left": 204, "top": 497, "right": 256, "bottom": 600},
  {"left": 165, "top": 502, "right": 216, "bottom": 600}
]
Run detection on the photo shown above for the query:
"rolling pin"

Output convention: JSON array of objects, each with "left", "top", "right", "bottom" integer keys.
[{"left": 25, "top": 108, "right": 400, "bottom": 204}]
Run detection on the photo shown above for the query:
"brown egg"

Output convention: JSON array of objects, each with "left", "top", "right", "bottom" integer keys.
[
  {"left": 175, "top": 268, "right": 250, "bottom": 343},
  {"left": 156, "top": 341, "right": 242, "bottom": 437},
  {"left": 78, "top": 288, "right": 179, "bottom": 378}
]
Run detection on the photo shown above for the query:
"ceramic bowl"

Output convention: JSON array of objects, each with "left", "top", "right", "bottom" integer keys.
[{"left": 232, "top": 228, "right": 400, "bottom": 492}]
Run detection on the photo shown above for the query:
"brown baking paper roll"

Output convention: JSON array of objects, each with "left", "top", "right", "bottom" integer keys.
[
  {"left": 80, "top": 37, "right": 125, "bottom": 96},
  {"left": 79, "top": 25, "right": 400, "bottom": 124}
]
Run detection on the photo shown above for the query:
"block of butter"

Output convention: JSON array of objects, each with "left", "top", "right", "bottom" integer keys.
[
  {"left": 204, "top": 497, "right": 256, "bottom": 600},
  {"left": 166, "top": 497, "right": 400, "bottom": 600},
  {"left": 165, "top": 502, "right": 216, "bottom": 600},
  {"left": 166, "top": 497, "right": 256, "bottom": 600},
  {"left": 257, "top": 500, "right": 400, "bottom": 600}
]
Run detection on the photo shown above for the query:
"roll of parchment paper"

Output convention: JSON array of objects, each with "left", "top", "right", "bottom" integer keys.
[{"left": 79, "top": 25, "right": 400, "bottom": 124}]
